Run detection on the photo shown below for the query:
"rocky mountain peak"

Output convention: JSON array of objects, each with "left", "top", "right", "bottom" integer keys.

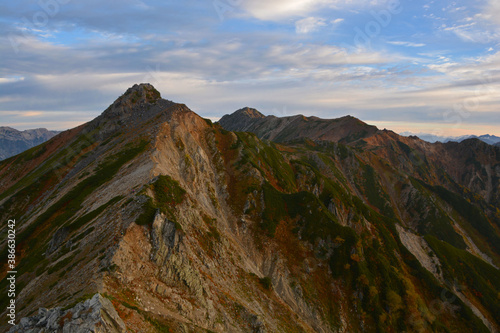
[
  {"left": 115, "top": 83, "right": 163, "bottom": 108},
  {"left": 97, "top": 83, "right": 175, "bottom": 130},
  {"left": 100, "top": 83, "right": 167, "bottom": 120},
  {"left": 123, "top": 83, "right": 161, "bottom": 103},
  {"left": 234, "top": 107, "right": 265, "bottom": 119},
  {"left": 218, "top": 107, "right": 266, "bottom": 133}
]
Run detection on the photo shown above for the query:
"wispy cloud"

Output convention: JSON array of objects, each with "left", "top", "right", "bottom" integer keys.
[
  {"left": 0, "top": 76, "right": 24, "bottom": 84},
  {"left": 442, "top": 18, "right": 500, "bottom": 43},
  {"left": 295, "top": 17, "right": 327, "bottom": 34},
  {"left": 387, "top": 41, "right": 426, "bottom": 47}
]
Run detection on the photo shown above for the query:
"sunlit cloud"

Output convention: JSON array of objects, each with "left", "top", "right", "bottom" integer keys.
[
  {"left": 0, "top": 76, "right": 25, "bottom": 84},
  {"left": 21, "top": 111, "right": 43, "bottom": 117},
  {"left": 240, "top": 0, "right": 382, "bottom": 21}
]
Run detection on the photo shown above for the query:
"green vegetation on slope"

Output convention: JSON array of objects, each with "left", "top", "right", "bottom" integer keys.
[
  {"left": 0, "top": 140, "right": 149, "bottom": 310},
  {"left": 362, "top": 164, "right": 395, "bottom": 218},
  {"left": 0, "top": 130, "right": 96, "bottom": 203},
  {"left": 233, "top": 132, "right": 296, "bottom": 192},
  {"left": 427, "top": 184, "right": 500, "bottom": 254},
  {"left": 409, "top": 178, "right": 467, "bottom": 250},
  {"left": 135, "top": 175, "right": 187, "bottom": 226},
  {"left": 426, "top": 235, "right": 500, "bottom": 326},
  {"left": 255, "top": 141, "right": 490, "bottom": 332},
  {"left": 17, "top": 140, "right": 148, "bottom": 249},
  {"left": 67, "top": 196, "right": 123, "bottom": 232}
]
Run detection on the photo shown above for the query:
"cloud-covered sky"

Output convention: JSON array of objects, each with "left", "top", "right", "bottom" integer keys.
[{"left": 1, "top": 0, "right": 499, "bottom": 136}]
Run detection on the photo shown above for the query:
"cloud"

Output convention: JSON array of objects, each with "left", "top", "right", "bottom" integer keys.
[
  {"left": 241, "top": 0, "right": 327, "bottom": 21},
  {"left": 295, "top": 17, "right": 327, "bottom": 34},
  {"left": 442, "top": 18, "right": 500, "bottom": 43},
  {"left": 439, "top": 3, "right": 500, "bottom": 44},
  {"left": 387, "top": 41, "right": 426, "bottom": 47},
  {"left": 1, "top": 0, "right": 218, "bottom": 43},
  {"left": 0, "top": 110, "right": 92, "bottom": 131},
  {"left": 240, "top": 0, "right": 379, "bottom": 21},
  {"left": 294, "top": 17, "right": 343, "bottom": 34},
  {"left": 483, "top": 0, "right": 500, "bottom": 25},
  {"left": 0, "top": 76, "right": 24, "bottom": 84}
]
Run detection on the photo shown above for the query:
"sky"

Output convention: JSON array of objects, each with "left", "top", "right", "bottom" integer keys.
[{"left": 1, "top": 0, "right": 500, "bottom": 137}]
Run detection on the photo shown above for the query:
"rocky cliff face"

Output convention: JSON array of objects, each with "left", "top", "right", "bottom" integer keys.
[
  {"left": 8, "top": 293, "right": 126, "bottom": 333},
  {"left": 0, "top": 127, "right": 60, "bottom": 161},
  {"left": 1, "top": 84, "right": 499, "bottom": 332}
]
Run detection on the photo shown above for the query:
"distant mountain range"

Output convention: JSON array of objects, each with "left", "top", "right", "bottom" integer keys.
[
  {"left": 401, "top": 132, "right": 500, "bottom": 145},
  {"left": 0, "top": 127, "right": 60, "bottom": 160}
]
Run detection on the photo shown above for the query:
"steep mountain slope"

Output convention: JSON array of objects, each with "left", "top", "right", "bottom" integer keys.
[
  {"left": 0, "top": 127, "right": 60, "bottom": 161},
  {"left": 220, "top": 108, "right": 500, "bottom": 330},
  {"left": 1, "top": 84, "right": 499, "bottom": 333}
]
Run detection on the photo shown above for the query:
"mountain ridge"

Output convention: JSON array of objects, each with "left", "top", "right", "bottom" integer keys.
[
  {"left": 1, "top": 84, "right": 499, "bottom": 333},
  {"left": 219, "top": 109, "right": 500, "bottom": 208},
  {"left": 219, "top": 109, "right": 378, "bottom": 144},
  {"left": 0, "top": 127, "right": 60, "bottom": 161}
]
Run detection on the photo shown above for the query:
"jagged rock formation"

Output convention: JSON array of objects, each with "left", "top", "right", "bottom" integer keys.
[
  {"left": 0, "top": 127, "right": 59, "bottom": 161},
  {"left": 8, "top": 293, "right": 126, "bottom": 333},
  {"left": 0, "top": 84, "right": 499, "bottom": 332}
]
